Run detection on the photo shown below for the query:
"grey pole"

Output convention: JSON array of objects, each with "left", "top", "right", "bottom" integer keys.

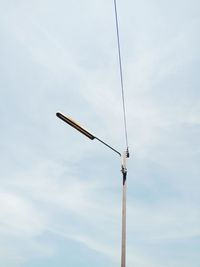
[
  {"left": 121, "top": 152, "right": 128, "bottom": 267},
  {"left": 121, "top": 170, "right": 127, "bottom": 267}
]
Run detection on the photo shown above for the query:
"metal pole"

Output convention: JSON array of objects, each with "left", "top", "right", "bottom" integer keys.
[
  {"left": 121, "top": 171, "right": 127, "bottom": 267},
  {"left": 121, "top": 149, "right": 128, "bottom": 267}
]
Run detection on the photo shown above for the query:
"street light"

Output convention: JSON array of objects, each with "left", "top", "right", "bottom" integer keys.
[{"left": 56, "top": 111, "right": 129, "bottom": 267}]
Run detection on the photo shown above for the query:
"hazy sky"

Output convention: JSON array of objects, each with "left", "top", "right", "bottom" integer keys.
[{"left": 0, "top": 0, "right": 200, "bottom": 266}]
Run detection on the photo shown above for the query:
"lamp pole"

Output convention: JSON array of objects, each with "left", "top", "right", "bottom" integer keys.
[
  {"left": 56, "top": 112, "right": 129, "bottom": 267},
  {"left": 121, "top": 151, "right": 128, "bottom": 267}
]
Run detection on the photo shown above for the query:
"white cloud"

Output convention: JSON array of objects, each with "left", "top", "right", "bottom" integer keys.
[
  {"left": 0, "top": 191, "right": 46, "bottom": 237},
  {"left": 0, "top": 0, "right": 199, "bottom": 266}
]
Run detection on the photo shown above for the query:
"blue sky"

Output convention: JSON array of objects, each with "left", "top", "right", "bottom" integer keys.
[{"left": 0, "top": 0, "right": 200, "bottom": 266}]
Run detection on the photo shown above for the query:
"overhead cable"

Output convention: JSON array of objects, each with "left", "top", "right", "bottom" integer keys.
[{"left": 113, "top": 0, "right": 129, "bottom": 155}]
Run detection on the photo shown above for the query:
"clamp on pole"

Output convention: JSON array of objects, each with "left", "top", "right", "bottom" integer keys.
[{"left": 121, "top": 148, "right": 129, "bottom": 184}]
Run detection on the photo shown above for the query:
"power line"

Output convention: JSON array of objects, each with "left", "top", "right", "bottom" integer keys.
[{"left": 113, "top": 0, "right": 129, "bottom": 154}]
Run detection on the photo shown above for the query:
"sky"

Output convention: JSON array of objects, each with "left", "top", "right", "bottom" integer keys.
[{"left": 0, "top": 0, "right": 200, "bottom": 266}]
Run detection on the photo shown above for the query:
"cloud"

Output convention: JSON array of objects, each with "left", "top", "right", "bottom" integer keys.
[
  {"left": 0, "top": 188, "right": 55, "bottom": 266},
  {"left": 0, "top": 191, "right": 45, "bottom": 237},
  {"left": 0, "top": 0, "right": 200, "bottom": 266}
]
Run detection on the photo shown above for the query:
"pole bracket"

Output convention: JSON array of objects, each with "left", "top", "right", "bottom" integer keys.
[{"left": 121, "top": 150, "right": 129, "bottom": 184}]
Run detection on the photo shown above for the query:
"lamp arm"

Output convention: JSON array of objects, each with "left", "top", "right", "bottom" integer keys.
[{"left": 95, "top": 137, "right": 121, "bottom": 157}]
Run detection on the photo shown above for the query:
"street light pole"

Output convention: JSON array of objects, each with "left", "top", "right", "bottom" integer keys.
[
  {"left": 56, "top": 112, "right": 129, "bottom": 267},
  {"left": 121, "top": 152, "right": 128, "bottom": 267}
]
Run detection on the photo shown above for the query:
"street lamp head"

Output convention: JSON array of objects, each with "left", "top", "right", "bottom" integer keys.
[{"left": 56, "top": 112, "right": 95, "bottom": 140}]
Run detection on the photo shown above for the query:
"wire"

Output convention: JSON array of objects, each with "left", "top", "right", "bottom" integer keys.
[{"left": 113, "top": 0, "right": 129, "bottom": 154}]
